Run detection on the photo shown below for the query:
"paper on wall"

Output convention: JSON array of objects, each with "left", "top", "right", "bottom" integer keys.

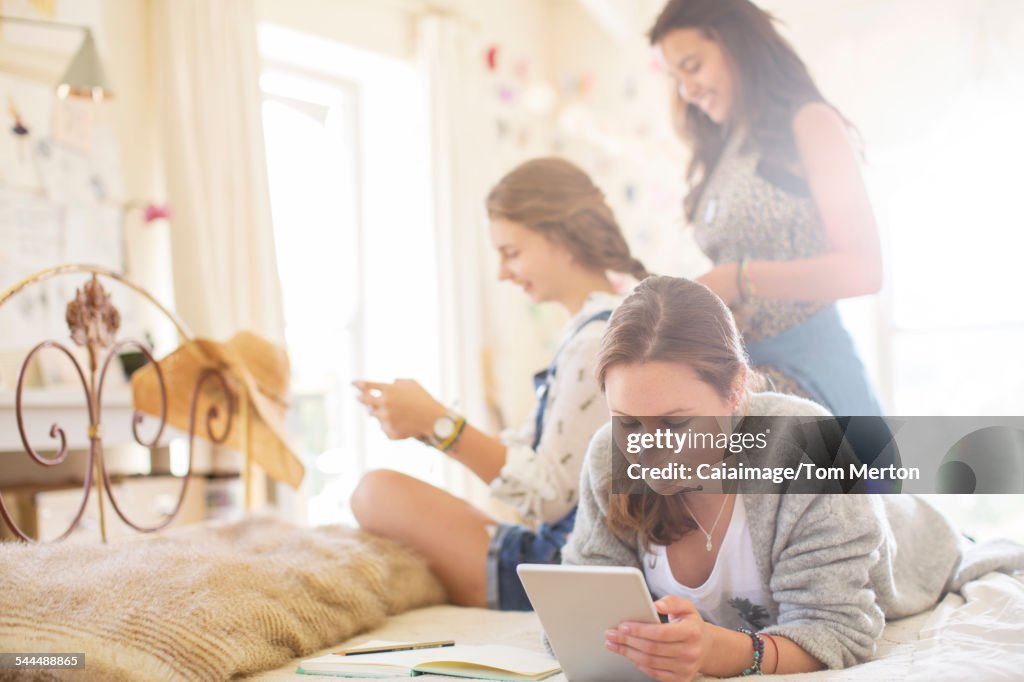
[
  {"left": 0, "top": 74, "right": 53, "bottom": 190},
  {"left": 0, "top": 186, "right": 63, "bottom": 352},
  {"left": 51, "top": 95, "right": 96, "bottom": 154},
  {"left": 87, "top": 124, "right": 125, "bottom": 202},
  {"left": 62, "top": 203, "right": 123, "bottom": 271},
  {"left": 33, "top": 137, "right": 102, "bottom": 204}
]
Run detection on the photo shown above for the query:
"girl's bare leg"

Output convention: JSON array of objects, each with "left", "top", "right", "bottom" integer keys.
[{"left": 351, "top": 469, "right": 497, "bottom": 607}]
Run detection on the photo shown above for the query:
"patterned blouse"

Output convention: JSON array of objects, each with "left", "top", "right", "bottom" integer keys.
[
  {"left": 692, "top": 132, "right": 830, "bottom": 343},
  {"left": 692, "top": 132, "right": 830, "bottom": 396},
  {"left": 491, "top": 291, "right": 621, "bottom": 525}
]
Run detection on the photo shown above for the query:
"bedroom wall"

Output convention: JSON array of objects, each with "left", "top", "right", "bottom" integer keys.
[
  {"left": 545, "top": 0, "right": 702, "bottom": 280},
  {"left": 256, "top": 0, "right": 553, "bottom": 67},
  {"left": 471, "top": 0, "right": 706, "bottom": 430}
]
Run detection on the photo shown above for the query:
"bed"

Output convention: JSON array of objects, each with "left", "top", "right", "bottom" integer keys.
[
  {"left": 254, "top": 570, "right": 1024, "bottom": 681},
  {"left": 3, "top": 513, "right": 1022, "bottom": 681},
  {"left": 3, "top": 267, "right": 1023, "bottom": 681}
]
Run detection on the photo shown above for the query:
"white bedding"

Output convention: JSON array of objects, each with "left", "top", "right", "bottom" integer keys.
[{"left": 251, "top": 571, "right": 1024, "bottom": 681}]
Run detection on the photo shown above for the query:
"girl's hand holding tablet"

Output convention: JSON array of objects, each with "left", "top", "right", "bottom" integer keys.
[{"left": 605, "top": 596, "right": 710, "bottom": 682}]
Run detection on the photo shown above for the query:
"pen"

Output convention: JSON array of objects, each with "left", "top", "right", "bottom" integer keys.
[{"left": 338, "top": 640, "right": 456, "bottom": 656}]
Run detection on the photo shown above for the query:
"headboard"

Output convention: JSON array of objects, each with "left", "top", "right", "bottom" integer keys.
[{"left": 0, "top": 264, "right": 240, "bottom": 543}]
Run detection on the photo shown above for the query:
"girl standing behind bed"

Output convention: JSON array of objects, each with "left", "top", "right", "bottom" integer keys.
[
  {"left": 652, "top": 0, "right": 884, "bottom": 416},
  {"left": 351, "top": 157, "right": 650, "bottom": 611},
  {"left": 564, "top": 276, "right": 1024, "bottom": 679}
]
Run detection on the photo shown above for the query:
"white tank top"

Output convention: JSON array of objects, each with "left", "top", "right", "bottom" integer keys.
[{"left": 642, "top": 495, "right": 775, "bottom": 630}]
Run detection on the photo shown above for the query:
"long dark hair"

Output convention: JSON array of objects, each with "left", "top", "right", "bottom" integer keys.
[{"left": 649, "top": 0, "right": 846, "bottom": 222}]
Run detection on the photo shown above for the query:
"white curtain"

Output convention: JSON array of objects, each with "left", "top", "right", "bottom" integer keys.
[
  {"left": 417, "top": 13, "right": 500, "bottom": 503},
  {"left": 150, "top": 0, "right": 285, "bottom": 344}
]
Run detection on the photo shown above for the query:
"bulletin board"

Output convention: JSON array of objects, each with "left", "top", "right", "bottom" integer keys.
[{"left": 0, "top": 7, "right": 127, "bottom": 357}]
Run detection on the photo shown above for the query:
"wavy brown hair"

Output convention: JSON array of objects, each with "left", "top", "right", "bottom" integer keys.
[
  {"left": 486, "top": 158, "right": 650, "bottom": 281},
  {"left": 649, "top": 0, "right": 848, "bottom": 222},
  {"left": 596, "top": 276, "right": 760, "bottom": 549}
]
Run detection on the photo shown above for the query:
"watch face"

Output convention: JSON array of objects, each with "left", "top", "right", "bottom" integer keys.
[{"left": 433, "top": 415, "right": 456, "bottom": 440}]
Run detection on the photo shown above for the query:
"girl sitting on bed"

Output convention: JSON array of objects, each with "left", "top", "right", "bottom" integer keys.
[
  {"left": 565, "top": 275, "right": 1024, "bottom": 679},
  {"left": 351, "top": 157, "right": 649, "bottom": 611}
]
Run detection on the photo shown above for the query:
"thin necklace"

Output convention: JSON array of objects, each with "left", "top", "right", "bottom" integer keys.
[{"left": 679, "top": 494, "right": 731, "bottom": 552}]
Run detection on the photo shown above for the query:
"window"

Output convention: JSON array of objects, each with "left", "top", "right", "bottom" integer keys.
[
  {"left": 259, "top": 23, "right": 442, "bottom": 526},
  {"left": 867, "top": 83, "right": 1024, "bottom": 417},
  {"left": 864, "top": 78, "right": 1024, "bottom": 543}
]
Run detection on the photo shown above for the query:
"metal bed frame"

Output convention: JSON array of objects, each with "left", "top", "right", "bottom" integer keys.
[{"left": 0, "top": 264, "right": 255, "bottom": 542}]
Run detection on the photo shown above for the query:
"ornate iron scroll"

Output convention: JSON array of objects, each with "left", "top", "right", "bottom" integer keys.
[{"left": 0, "top": 265, "right": 234, "bottom": 542}]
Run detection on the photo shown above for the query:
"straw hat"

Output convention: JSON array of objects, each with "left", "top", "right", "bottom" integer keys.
[{"left": 130, "top": 332, "right": 304, "bottom": 489}]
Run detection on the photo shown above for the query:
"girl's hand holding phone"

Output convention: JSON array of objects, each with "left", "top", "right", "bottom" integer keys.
[
  {"left": 604, "top": 596, "right": 711, "bottom": 682},
  {"left": 353, "top": 379, "right": 446, "bottom": 440}
]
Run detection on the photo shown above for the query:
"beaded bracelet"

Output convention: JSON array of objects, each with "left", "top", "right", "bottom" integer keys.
[
  {"left": 744, "top": 259, "right": 757, "bottom": 300},
  {"left": 737, "top": 627, "right": 764, "bottom": 676}
]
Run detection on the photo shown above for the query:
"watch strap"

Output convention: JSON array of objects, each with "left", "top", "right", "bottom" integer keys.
[{"left": 435, "top": 415, "right": 467, "bottom": 452}]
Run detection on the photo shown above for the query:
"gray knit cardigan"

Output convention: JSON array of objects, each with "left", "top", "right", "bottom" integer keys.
[{"left": 560, "top": 392, "right": 1024, "bottom": 669}]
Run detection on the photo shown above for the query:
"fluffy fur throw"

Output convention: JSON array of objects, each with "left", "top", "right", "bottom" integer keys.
[{"left": 0, "top": 516, "right": 445, "bottom": 680}]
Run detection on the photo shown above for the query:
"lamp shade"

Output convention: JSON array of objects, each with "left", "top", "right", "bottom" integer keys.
[{"left": 58, "top": 28, "right": 112, "bottom": 100}]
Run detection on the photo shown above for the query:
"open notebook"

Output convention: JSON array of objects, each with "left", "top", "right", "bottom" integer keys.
[{"left": 296, "top": 640, "right": 561, "bottom": 680}]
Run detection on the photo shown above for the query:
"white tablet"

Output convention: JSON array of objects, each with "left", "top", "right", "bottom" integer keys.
[{"left": 517, "top": 564, "right": 660, "bottom": 682}]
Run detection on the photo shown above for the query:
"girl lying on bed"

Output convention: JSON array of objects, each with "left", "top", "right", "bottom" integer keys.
[
  {"left": 352, "top": 157, "right": 649, "bottom": 611},
  {"left": 564, "top": 275, "right": 1024, "bottom": 679}
]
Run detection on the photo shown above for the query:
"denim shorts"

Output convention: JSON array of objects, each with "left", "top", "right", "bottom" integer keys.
[{"left": 485, "top": 507, "right": 577, "bottom": 611}]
